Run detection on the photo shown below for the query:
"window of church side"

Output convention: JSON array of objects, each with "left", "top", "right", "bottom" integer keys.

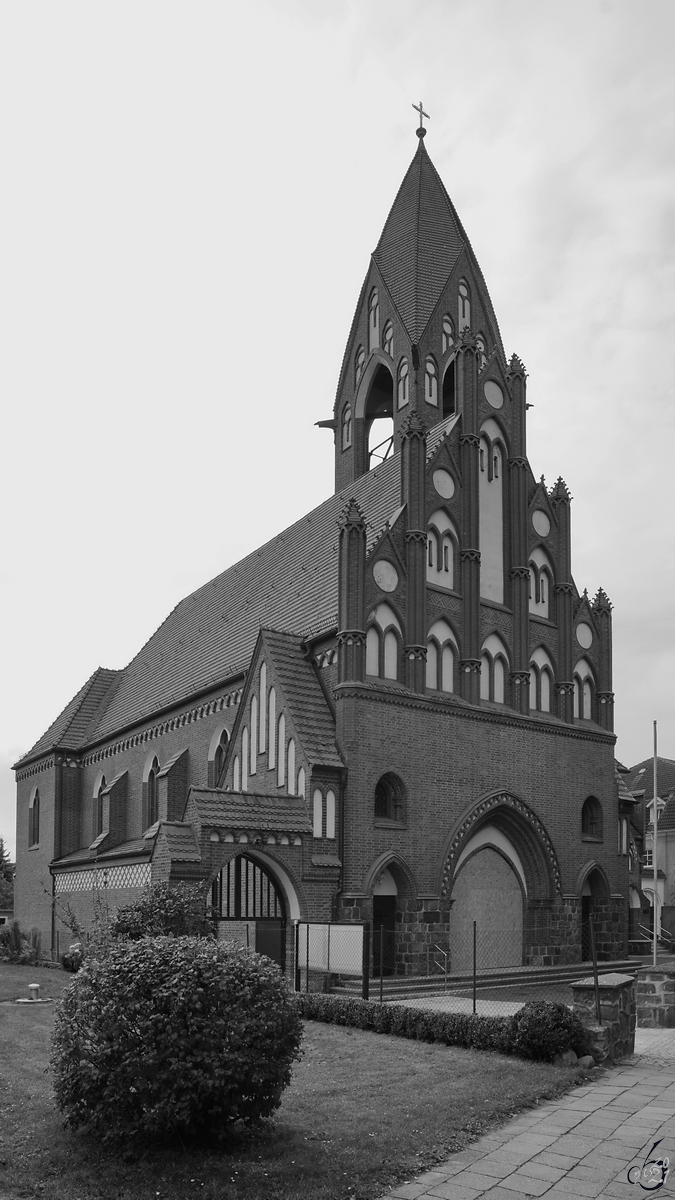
[
  {"left": 397, "top": 358, "right": 409, "bottom": 409},
  {"left": 326, "top": 790, "right": 336, "bottom": 839},
  {"left": 480, "top": 634, "right": 509, "bottom": 704},
  {"left": 529, "top": 647, "right": 554, "bottom": 713},
  {"left": 259, "top": 664, "right": 267, "bottom": 752},
  {"left": 241, "top": 728, "right": 249, "bottom": 792},
  {"left": 622, "top": 818, "right": 628, "bottom": 855},
  {"left": 426, "top": 619, "right": 456, "bottom": 693},
  {"left": 342, "top": 404, "right": 352, "bottom": 450},
  {"left": 383, "top": 629, "right": 398, "bottom": 680},
  {"left": 268, "top": 688, "right": 276, "bottom": 769},
  {"left": 458, "top": 280, "right": 471, "bottom": 331},
  {"left": 582, "top": 796, "right": 603, "bottom": 840},
  {"left": 313, "top": 789, "right": 323, "bottom": 838},
  {"left": 425, "top": 356, "right": 438, "bottom": 406},
  {"left": 573, "top": 659, "right": 595, "bottom": 720},
  {"left": 147, "top": 756, "right": 160, "bottom": 826},
  {"left": 277, "top": 713, "right": 285, "bottom": 786},
  {"left": 297, "top": 767, "right": 306, "bottom": 798},
  {"left": 368, "top": 288, "right": 380, "bottom": 351},
  {"left": 355, "top": 345, "right": 365, "bottom": 388},
  {"left": 374, "top": 774, "right": 405, "bottom": 824},
  {"left": 94, "top": 775, "right": 106, "bottom": 838},
  {"left": 250, "top": 697, "right": 257, "bottom": 776},
  {"left": 383, "top": 320, "right": 393, "bottom": 357},
  {"left": 213, "top": 729, "right": 229, "bottom": 787},
  {"left": 442, "top": 314, "right": 454, "bottom": 355},
  {"left": 233, "top": 756, "right": 240, "bottom": 791},
  {"left": 28, "top": 787, "right": 40, "bottom": 847},
  {"left": 366, "top": 626, "right": 380, "bottom": 676},
  {"left": 427, "top": 510, "right": 457, "bottom": 589},
  {"left": 287, "top": 740, "right": 296, "bottom": 794},
  {"left": 476, "top": 334, "right": 487, "bottom": 369}
]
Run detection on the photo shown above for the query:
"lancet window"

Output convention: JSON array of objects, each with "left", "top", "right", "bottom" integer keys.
[
  {"left": 366, "top": 602, "right": 402, "bottom": 681},
  {"left": 426, "top": 619, "right": 457, "bottom": 693}
]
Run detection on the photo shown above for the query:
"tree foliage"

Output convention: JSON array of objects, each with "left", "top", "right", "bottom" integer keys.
[{"left": 50, "top": 936, "right": 302, "bottom": 1146}]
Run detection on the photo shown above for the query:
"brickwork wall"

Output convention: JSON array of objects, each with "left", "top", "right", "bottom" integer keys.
[{"left": 14, "top": 762, "right": 57, "bottom": 949}]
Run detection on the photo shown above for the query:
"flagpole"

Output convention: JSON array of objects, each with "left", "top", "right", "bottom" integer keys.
[{"left": 648, "top": 715, "right": 653, "bottom": 969}]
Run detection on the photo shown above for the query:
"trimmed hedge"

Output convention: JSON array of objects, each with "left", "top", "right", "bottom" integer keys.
[
  {"left": 51, "top": 937, "right": 302, "bottom": 1145},
  {"left": 296, "top": 993, "right": 586, "bottom": 1062},
  {"left": 295, "top": 993, "right": 513, "bottom": 1054}
]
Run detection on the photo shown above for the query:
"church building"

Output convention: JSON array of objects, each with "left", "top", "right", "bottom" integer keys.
[{"left": 14, "top": 122, "right": 630, "bottom": 974}]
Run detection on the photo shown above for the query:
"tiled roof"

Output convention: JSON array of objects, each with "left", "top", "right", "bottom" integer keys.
[
  {"left": 626, "top": 757, "right": 675, "bottom": 802},
  {"left": 20, "top": 456, "right": 401, "bottom": 759},
  {"left": 52, "top": 837, "right": 151, "bottom": 868},
  {"left": 426, "top": 413, "right": 460, "bottom": 462},
  {"left": 17, "top": 667, "right": 121, "bottom": 765},
  {"left": 159, "top": 823, "right": 201, "bottom": 862},
  {"left": 189, "top": 789, "right": 312, "bottom": 835},
  {"left": 373, "top": 138, "right": 503, "bottom": 349},
  {"left": 616, "top": 767, "right": 638, "bottom": 807},
  {"left": 658, "top": 797, "right": 675, "bottom": 832},
  {"left": 261, "top": 629, "right": 342, "bottom": 769}
]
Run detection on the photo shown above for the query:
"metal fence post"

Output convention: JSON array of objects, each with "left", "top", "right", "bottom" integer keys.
[
  {"left": 305, "top": 921, "right": 310, "bottom": 993},
  {"left": 362, "top": 923, "right": 370, "bottom": 1000},
  {"left": 379, "top": 925, "right": 384, "bottom": 1003},
  {"left": 472, "top": 921, "right": 477, "bottom": 1015},
  {"left": 294, "top": 922, "right": 301, "bottom": 992}
]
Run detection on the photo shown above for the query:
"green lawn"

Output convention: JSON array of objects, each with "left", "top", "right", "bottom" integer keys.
[{"left": 0, "top": 961, "right": 596, "bottom": 1200}]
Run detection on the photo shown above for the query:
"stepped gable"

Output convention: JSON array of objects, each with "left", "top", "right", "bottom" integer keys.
[
  {"left": 188, "top": 789, "right": 312, "bottom": 836},
  {"left": 372, "top": 136, "right": 503, "bottom": 348},
  {"left": 23, "top": 455, "right": 401, "bottom": 757},
  {"left": 16, "top": 667, "right": 121, "bottom": 765},
  {"left": 261, "top": 629, "right": 343, "bottom": 769}
]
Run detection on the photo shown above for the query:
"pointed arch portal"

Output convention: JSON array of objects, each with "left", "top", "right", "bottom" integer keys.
[{"left": 211, "top": 853, "right": 290, "bottom": 970}]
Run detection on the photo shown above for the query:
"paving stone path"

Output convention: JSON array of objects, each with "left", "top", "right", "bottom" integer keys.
[{"left": 384, "top": 1030, "right": 675, "bottom": 1199}]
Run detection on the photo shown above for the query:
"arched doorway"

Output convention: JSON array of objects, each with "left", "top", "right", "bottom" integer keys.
[
  {"left": 449, "top": 842, "right": 524, "bottom": 973},
  {"left": 364, "top": 364, "right": 394, "bottom": 470},
  {"left": 579, "top": 866, "right": 610, "bottom": 961},
  {"left": 372, "top": 867, "right": 397, "bottom": 977},
  {"left": 211, "top": 854, "right": 287, "bottom": 970}
]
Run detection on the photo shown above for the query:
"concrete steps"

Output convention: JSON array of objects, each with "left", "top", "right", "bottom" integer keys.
[{"left": 332, "top": 957, "right": 641, "bottom": 1002}]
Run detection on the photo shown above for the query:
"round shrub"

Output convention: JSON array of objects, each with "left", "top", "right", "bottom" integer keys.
[
  {"left": 50, "top": 936, "right": 302, "bottom": 1145},
  {"left": 109, "top": 882, "right": 215, "bottom": 941},
  {"left": 509, "top": 999, "right": 585, "bottom": 1061}
]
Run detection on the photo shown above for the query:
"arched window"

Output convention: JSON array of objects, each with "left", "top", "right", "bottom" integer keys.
[
  {"left": 368, "top": 288, "right": 380, "bottom": 351},
  {"left": 366, "top": 602, "right": 402, "bottom": 681},
  {"left": 529, "top": 548, "right": 554, "bottom": 619},
  {"left": 355, "top": 345, "right": 365, "bottom": 388},
  {"left": 425, "top": 356, "right": 438, "bottom": 406},
  {"left": 342, "top": 404, "right": 353, "bottom": 450},
  {"left": 397, "top": 358, "right": 409, "bottom": 409},
  {"left": 374, "top": 773, "right": 405, "bottom": 824},
  {"left": 529, "top": 646, "right": 554, "bottom": 713},
  {"left": 573, "top": 659, "right": 595, "bottom": 720},
  {"left": 297, "top": 767, "right": 306, "bottom": 798},
  {"left": 365, "top": 363, "right": 394, "bottom": 469},
  {"left": 479, "top": 420, "right": 505, "bottom": 604},
  {"left": 259, "top": 664, "right": 267, "bottom": 752},
  {"left": 476, "top": 334, "right": 487, "bottom": 369},
  {"left": 287, "top": 740, "right": 296, "bottom": 794},
  {"left": 233, "top": 755, "right": 240, "bottom": 791},
  {"left": 241, "top": 728, "right": 249, "bottom": 792},
  {"left": 622, "top": 818, "right": 628, "bottom": 856},
  {"left": 442, "top": 314, "right": 454, "bottom": 355},
  {"left": 213, "top": 729, "right": 229, "bottom": 787},
  {"left": 277, "top": 713, "right": 286, "bottom": 786},
  {"left": 442, "top": 358, "right": 456, "bottom": 417},
  {"left": 268, "top": 687, "right": 276, "bottom": 768},
  {"left": 582, "top": 796, "right": 603, "bottom": 840},
  {"left": 480, "top": 633, "right": 510, "bottom": 705},
  {"left": 94, "top": 774, "right": 106, "bottom": 838},
  {"left": 326, "top": 790, "right": 336, "bottom": 839},
  {"left": 250, "top": 697, "right": 257, "bottom": 776},
  {"left": 383, "top": 320, "right": 393, "bottom": 357},
  {"left": 426, "top": 619, "right": 457, "bottom": 693},
  {"left": 458, "top": 280, "right": 471, "bottom": 331},
  {"left": 147, "top": 756, "right": 160, "bottom": 826},
  {"left": 28, "top": 788, "right": 40, "bottom": 847},
  {"left": 426, "top": 509, "right": 457, "bottom": 589},
  {"left": 313, "top": 789, "right": 323, "bottom": 839}
]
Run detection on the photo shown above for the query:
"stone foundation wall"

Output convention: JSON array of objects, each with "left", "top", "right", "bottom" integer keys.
[
  {"left": 571, "top": 972, "right": 636, "bottom": 1063},
  {"left": 637, "top": 967, "right": 675, "bottom": 1028}
]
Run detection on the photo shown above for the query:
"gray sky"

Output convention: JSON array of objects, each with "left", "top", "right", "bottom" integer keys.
[{"left": 2, "top": 0, "right": 674, "bottom": 858}]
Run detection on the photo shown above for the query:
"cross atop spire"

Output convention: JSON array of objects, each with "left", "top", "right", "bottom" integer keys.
[{"left": 412, "top": 100, "right": 429, "bottom": 138}]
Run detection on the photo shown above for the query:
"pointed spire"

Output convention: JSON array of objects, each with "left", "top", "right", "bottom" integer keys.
[
  {"left": 338, "top": 498, "right": 366, "bottom": 531},
  {"left": 592, "top": 587, "right": 613, "bottom": 612},
  {"left": 507, "top": 353, "right": 527, "bottom": 380},
  {"left": 549, "top": 476, "right": 572, "bottom": 503}
]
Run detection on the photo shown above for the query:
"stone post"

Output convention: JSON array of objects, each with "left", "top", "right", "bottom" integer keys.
[
  {"left": 637, "top": 966, "right": 675, "bottom": 1027},
  {"left": 571, "top": 971, "right": 636, "bottom": 1063}
]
